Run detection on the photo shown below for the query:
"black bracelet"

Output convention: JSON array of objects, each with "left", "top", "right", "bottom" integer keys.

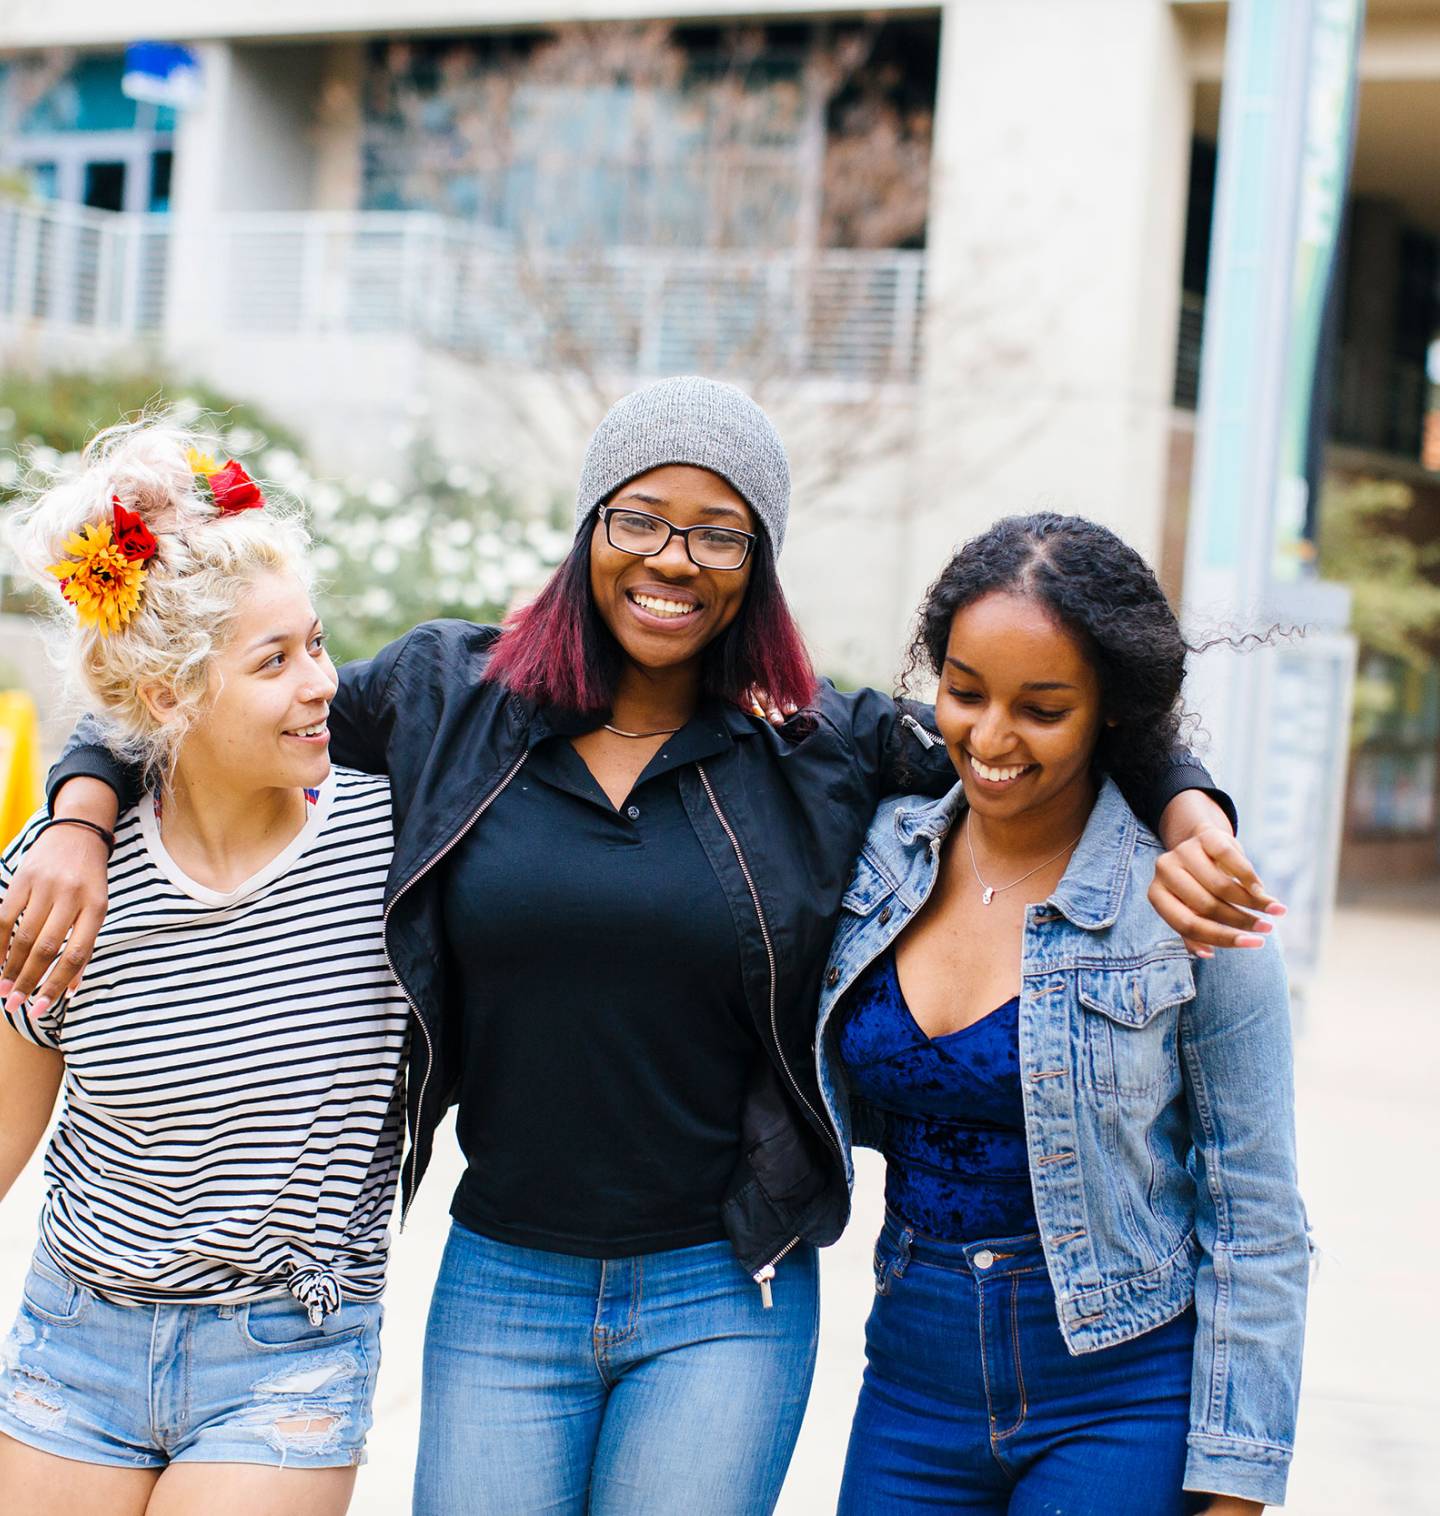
[{"left": 35, "top": 816, "right": 116, "bottom": 857}]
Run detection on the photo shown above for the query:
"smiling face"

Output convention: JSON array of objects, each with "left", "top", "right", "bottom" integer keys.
[
  {"left": 588, "top": 464, "right": 756, "bottom": 676},
  {"left": 172, "top": 569, "right": 338, "bottom": 794},
  {"left": 934, "top": 590, "right": 1106, "bottom": 824}
]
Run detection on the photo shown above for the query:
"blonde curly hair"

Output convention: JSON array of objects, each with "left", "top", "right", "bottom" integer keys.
[{"left": 5, "top": 413, "right": 313, "bottom": 788}]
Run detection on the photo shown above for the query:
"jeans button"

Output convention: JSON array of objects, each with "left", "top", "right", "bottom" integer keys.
[{"left": 973, "top": 1249, "right": 995, "bottom": 1270}]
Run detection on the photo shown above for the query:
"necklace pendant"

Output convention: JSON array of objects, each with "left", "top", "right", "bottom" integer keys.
[{"left": 981, "top": 886, "right": 995, "bottom": 906}]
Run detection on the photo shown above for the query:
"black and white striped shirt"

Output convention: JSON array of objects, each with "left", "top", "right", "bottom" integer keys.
[{"left": 0, "top": 768, "right": 408, "bottom": 1320}]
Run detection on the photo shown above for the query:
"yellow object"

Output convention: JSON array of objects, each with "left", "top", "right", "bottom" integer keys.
[
  {"left": 47, "top": 520, "right": 148, "bottom": 636},
  {"left": 0, "top": 691, "right": 41, "bottom": 848},
  {"left": 186, "top": 446, "right": 219, "bottom": 477}
]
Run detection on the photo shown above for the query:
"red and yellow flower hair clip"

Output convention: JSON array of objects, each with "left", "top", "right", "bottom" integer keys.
[
  {"left": 47, "top": 497, "right": 160, "bottom": 636},
  {"left": 187, "top": 448, "right": 265, "bottom": 514}
]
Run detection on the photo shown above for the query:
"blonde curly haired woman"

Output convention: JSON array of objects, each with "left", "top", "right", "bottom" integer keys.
[{"left": 0, "top": 420, "right": 407, "bottom": 1516}]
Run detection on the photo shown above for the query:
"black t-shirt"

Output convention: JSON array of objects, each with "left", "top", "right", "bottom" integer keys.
[{"left": 443, "top": 707, "right": 761, "bottom": 1258}]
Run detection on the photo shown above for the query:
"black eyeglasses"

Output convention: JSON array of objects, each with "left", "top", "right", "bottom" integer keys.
[{"left": 598, "top": 507, "right": 756, "bottom": 571}]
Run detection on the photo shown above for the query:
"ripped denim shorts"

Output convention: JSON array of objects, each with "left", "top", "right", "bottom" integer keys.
[{"left": 0, "top": 1246, "right": 382, "bottom": 1469}]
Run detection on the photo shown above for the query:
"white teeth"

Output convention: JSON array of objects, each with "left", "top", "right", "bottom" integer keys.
[
  {"left": 970, "top": 755, "right": 1031, "bottom": 783},
  {"left": 290, "top": 724, "right": 327, "bottom": 738},
  {"left": 631, "top": 592, "right": 697, "bottom": 619}
]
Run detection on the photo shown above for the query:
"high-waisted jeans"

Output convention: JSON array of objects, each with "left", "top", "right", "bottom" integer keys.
[
  {"left": 413, "top": 1221, "right": 819, "bottom": 1516},
  {"left": 839, "top": 1214, "right": 1203, "bottom": 1515}
]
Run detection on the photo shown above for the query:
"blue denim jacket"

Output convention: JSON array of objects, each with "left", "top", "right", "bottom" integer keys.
[{"left": 816, "top": 777, "right": 1308, "bottom": 1506}]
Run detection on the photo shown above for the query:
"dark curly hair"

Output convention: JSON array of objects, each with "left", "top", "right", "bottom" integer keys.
[{"left": 901, "top": 513, "right": 1190, "bottom": 794}]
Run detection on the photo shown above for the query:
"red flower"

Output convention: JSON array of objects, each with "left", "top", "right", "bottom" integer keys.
[
  {"left": 207, "top": 461, "right": 265, "bottom": 515},
  {"left": 111, "top": 499, "right": 159, "bottom": 564}
]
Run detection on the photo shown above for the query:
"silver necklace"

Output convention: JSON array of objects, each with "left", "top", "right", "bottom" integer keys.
[
  {"left": 603, "top": 722, "right": 682, "bottom": 739},
  {"left": 964, "top": 820, "right": 1084, "bottom": 906}
]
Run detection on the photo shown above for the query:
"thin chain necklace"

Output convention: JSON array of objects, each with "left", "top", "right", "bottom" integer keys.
[
  {"left": 603, "top": 722, "right": 683, "bottom": 739},
  {"left": 964, "top": 819, "right": 1085, "bottom": 906}
]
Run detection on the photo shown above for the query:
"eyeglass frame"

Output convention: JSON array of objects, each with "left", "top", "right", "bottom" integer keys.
[{"left": 596, "top": 505, "right": 757, "bottom": 571}]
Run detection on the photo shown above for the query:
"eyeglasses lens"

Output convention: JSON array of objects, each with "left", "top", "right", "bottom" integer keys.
[{"left": 607, "top": 512, "right": 748, "bottom": 569}]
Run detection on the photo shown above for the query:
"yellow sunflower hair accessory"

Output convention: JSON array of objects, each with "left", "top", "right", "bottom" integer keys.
[{"left": 47, "top": 499, "right": 160, "bottom": 637}]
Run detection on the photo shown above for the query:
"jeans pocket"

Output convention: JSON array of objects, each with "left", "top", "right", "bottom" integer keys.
[
  {"left": 21, "top": 1259, "right": 89, "bottom": 1326},
  {"left": 239, "top": 1297, "right": 374, "bottom": 1351}
]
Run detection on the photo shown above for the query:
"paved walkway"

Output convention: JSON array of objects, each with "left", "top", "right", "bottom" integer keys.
[{"left": 1, "top": 895, "right": 1434, "bottom": 1514}]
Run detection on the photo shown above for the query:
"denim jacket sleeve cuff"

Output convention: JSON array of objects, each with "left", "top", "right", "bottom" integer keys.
[{"left": 1184, "top": 1432, "right": 1292, "bottom": 1507}]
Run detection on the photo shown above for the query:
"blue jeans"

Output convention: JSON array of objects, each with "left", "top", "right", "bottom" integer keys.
[
  {"left": 839, "top": 1216, "right": 1204, "bottom": 1515},
  {"left": 0, "top": 1245, "right": 382, "bottom": 1468},
  {"left": 414, "top": 1221, "right": 819, "bottom": 1515}
]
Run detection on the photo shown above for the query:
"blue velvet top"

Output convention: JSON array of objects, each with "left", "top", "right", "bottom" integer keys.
[{"left": 836, "top": 947, "right": 1036, "bottom": 1243}]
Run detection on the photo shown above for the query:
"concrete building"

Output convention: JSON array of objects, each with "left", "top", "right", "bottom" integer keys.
[{"left": 2, "top": 0, "right": 1438, "bottom": 878}]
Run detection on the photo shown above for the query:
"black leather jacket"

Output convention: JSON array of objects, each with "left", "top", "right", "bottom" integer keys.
[{"left": 49, "top": 620, "right": 1226, "bottom": 1286}]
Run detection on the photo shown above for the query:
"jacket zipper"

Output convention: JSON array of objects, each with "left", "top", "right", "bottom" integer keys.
[
  {"left": 752, "top": 1235, "right": 801, "bottom": 1309},
  {"left": 695, "top": 762, "right": 842, "bottom": 1308},
  {"left": 389, "top": 749, "right": 530, "bottom": 1228},
  {"left": 898, "top": 711, "right": 941, "bottom": 749}
]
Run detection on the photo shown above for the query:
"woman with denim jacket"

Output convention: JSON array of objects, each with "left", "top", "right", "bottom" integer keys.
[
  {"left": 4, "top": 389, "right": 1266, "bottom": 1516},
  {"left": 817, "top": 515, "right": 1308, "bottom": 1514}
]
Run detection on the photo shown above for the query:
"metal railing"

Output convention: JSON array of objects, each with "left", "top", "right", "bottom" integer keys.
[
  {"left": 0, "top": 200, "right": 169, "bottom": 335},
  {"left": 0, "top": 201, "right": 926, "bottom": 383}
]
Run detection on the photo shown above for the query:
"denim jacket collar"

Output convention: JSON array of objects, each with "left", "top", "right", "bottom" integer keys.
[
  {"left": 892, "top": 774, "right": 1141, "bottom": 932},
  {"left": 1047, "top": 777, "right": 1142, "bottom": 932},
  {"left": 893, "top": 782, "right": 968, "bottom": 846}
]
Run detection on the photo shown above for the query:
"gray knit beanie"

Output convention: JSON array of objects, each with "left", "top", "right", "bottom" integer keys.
[{"left": 575, "top": 376, "right": 791, "bottom": 557}]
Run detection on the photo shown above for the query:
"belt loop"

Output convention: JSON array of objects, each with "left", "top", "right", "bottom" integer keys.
[{"left": 893, "top": 1225, "right": 915, "bottom": 1279}]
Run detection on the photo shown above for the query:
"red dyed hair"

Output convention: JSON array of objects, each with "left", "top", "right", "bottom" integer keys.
[{"left": 484, "top": 523, "right": 816, "bottom": 715}]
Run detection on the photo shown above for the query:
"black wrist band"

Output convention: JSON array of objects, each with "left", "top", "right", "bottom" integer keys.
[{"left": 36, "top": 816, "right": 116, "bottom": 857}]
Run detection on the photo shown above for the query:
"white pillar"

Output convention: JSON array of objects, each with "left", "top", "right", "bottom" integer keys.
[
  {"left": 163, "top": 42, "right": 324, "bottom": 364},
  {"left": 904, "top": 0, "right": 1195, "bottom": 614}
]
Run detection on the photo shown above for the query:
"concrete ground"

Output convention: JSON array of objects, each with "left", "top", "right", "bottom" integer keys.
[{"left": 1, "top": 893, "right": 1435, "bottom": 1514}]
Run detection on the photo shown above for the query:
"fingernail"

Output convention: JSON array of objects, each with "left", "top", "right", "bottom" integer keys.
[
  {"left": 1194, "top": 948, "right": 1214, "bottom": 960},
  {"left": 751, "top": 703, "right": 765, "bottom": 719},
  {"left": 1250, "top": 919, "right": 1273, "bottom": 933},
  {"left": 4, "top": 991, "right": 24, "bottom": 1014},
  {"left": 0, "top": 980, "right": 12, "bottom": 997},
  {"left": 1237, "top": 934, "right": 1266, "bottom": 949},
  {"left": 1266, "top": 903, "right": 1288, "bottom": 917},
  {"left": 30, "top": 997, "right": 50, "bottom": 1017}
]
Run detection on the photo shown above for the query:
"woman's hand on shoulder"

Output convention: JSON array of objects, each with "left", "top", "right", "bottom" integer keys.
[
  {"left": 742, "top": 685, "right": 798, "bottom": 727},
  {"left": 0, "top": 782, "right": 116, "bottom": 1014},
  {"left": 1151, "top": 791, "right": 1286, "bottom": 958}
]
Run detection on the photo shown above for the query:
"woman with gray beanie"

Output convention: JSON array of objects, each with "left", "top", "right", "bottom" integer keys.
[{"left": 15, "top": 377, "right": 1259, "bottom": 1515}]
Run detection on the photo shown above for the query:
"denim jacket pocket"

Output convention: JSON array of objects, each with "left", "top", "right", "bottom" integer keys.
[{"left": 1077, "top": 957, "right": 1193, "bottom": 1097}]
